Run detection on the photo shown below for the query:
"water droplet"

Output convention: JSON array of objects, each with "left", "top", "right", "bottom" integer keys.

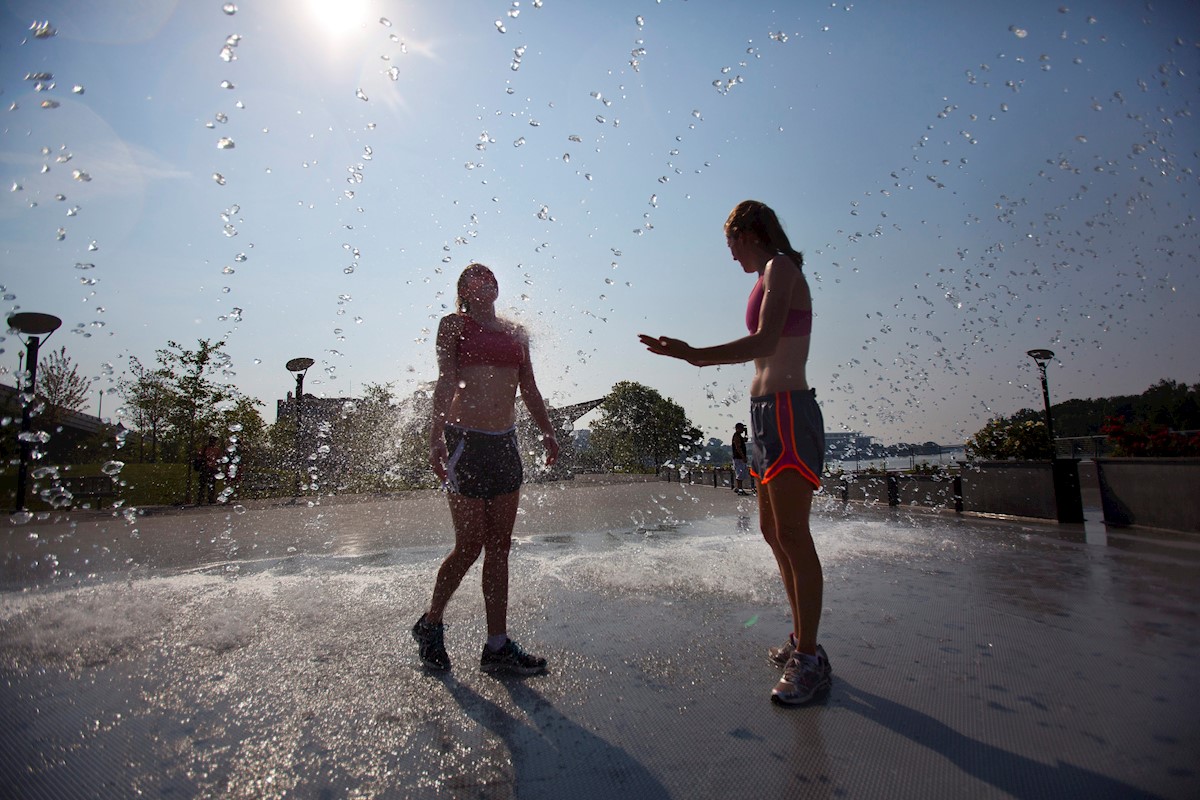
[
  {"left": 1009, "top": 25, "right": 1028, "bottom": 38},
  {"left": 220, "top": 80, "right": 234, "bottom": 89},
  {"left": 101, "top": 460, "right": 124, "bottom": 476},
  {"left": 217, "top": 137, "right": 235, "bottom": 149},
  {"left": 213, "top": 173, "right": 227, "bottom": 185},
  {"left": 356, "top": 88, "right": 368, "bottom": 101},
  {"left": 30, "top": 20, "right": 56, "bottom": 39},
  {"left": 71, "top": 170, "right": 91, "bottom": 182},
  {"left": 72, "top": 85, "right": 84, "bottom": 94},
  {"left": 495, "top": 20, "right": 507, "bottom": 33},
  {"left": 222, "top": 3, "right": 237, "bottom": 14},
  {"left": 380, "top": 17, "right": 392, "bottom": 26}
]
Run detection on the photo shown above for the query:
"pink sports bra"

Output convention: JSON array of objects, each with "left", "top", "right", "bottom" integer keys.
[
  {"left": 456, "top": 315, "right": 526, "bottom": 368},
  {"left": 745, "top": 276, "right": 812, "bottom": 337}
]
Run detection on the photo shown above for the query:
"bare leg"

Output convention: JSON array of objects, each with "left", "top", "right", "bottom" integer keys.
[
  {"left": 762, "top": 471, "right": 822, "bottom": 654},
  {"left": 759, "top": 482, "right": 800, "bottom": 644},
  {"left": 480, "top": 490, "right": 521, "bottom": 636},
  {"left": 427, "top": 493, "right": 488, "bottom": 623}
]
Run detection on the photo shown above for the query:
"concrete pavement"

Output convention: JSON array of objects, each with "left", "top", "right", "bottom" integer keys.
[{"left": 2, "top": 479, "right": 1198, "bottom": 798}]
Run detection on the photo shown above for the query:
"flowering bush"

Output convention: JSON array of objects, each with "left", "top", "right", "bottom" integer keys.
[
  {"left": 965, "top": 417, "right": 1053, "bottom": 460},
  {"left": 1100, "top": 417, "right": 1200, "bottom": 457}
]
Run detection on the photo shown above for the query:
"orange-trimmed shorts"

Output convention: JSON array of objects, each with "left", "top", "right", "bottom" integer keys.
[{"left": 748, "top": 389, "right": 824, "bottom": 489}]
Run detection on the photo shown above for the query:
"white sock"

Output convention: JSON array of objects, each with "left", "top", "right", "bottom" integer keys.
[{"left": 486, "top": 634, "right": 507, "bottom": 652}]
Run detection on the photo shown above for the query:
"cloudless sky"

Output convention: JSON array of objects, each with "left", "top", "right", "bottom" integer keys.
[{"left": 2, "top": 0, "right": 1197, "bottom": 447}]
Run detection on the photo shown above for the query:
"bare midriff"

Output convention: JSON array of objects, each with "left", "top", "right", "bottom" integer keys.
[
  {"left": 447, "top": 365, "right": 521, "bottom": 430},
  {"left": 751, "top": 335, "right": 810, "bottom": 398}
]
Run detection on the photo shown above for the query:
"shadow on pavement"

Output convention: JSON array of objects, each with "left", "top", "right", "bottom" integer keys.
[
  {"left": 836, "top": 678, "right": 1167, "bottom": 800},
  {"left": 441, "top": 673, "right": 670, "bottom": 800}
]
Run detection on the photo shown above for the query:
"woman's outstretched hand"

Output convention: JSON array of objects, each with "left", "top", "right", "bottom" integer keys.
[
  {"left": 639, "top": 334, "right": 704, "bottom": 365},
  {"left": 639, "top": 333, "right": 683, "bottom": 357}
]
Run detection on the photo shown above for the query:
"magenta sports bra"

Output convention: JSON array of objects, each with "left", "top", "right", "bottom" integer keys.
[
  {"left": 456, "top": 315, "right": 526, "bottom": 368},
  {"left": 745, "top": 276, "right": 812, "bottom": 337}
]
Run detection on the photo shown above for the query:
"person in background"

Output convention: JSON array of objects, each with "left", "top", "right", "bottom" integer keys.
[
  {"left": 639, "top": 199, "right": 830, "bottom": 706},
  {"left": 195, "top": 435, "right": 221, "bottom": 505},
  {"left": 413, "top": 262, "right": 559, "bottom": 675},
  {"left": 731, "top": 422, "right": 752, "bottom": 496}
]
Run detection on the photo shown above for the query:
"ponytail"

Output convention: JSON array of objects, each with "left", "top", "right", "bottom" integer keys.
[{"left": 724, "top": 200, "right": 803, "bottom": 269}]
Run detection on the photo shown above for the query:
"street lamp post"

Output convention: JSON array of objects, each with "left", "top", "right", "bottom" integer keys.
[
  {"left": 8, "top": 312, "right": 62, "bottom": 511},
  {"left": 1027, "top": 348, "right": 1057, "bottom": 450},
  {"left": 1026, "top": 348, "right": 1084, "bottom": 523},
  {"left": 286, "top": 358, "right": 314, "bottom": 496}
]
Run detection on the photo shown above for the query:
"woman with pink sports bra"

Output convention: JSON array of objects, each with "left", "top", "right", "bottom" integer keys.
[
  {"left": 412, "top": 262, "right": 559, "bottom": 675},
  {"left": 639, "top": 199, "right": 831, "bottom": 706}
]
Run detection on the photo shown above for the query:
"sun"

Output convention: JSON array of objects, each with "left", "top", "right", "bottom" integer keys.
[{"left": 305, "top": 0, "right": 370, "bottom": 37}]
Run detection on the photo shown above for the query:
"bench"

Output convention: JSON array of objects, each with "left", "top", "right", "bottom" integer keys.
[{"left": 63, "top": 475, "right": 118, "bottom": 504}]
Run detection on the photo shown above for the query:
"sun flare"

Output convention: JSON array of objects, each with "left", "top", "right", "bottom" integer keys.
[{"left": 305, "top": 0, "right": 370, "bottom": 37}]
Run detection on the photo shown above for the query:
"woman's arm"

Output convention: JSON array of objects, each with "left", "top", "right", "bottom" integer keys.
[
  {"left": 429, "top": 315, "right": 462, "bottom": 480},
  {"left": 516, "top": 335, "right": 560, "bottom": 466},
  {"left": 640, "top": 255, "right": 802, "bottom": 366}
]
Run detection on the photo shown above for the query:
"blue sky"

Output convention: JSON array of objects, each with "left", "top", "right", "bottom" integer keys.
[{"left": 1, "top": 0, "right": 1197, "bottom": 446}]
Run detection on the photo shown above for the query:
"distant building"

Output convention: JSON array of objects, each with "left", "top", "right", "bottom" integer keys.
[
  {"left": 824, "top": 431, "right": 873, "bottom": 461},
  {"left": 276, "top": 391, "right": 355, "bottom": 429},
  {"left": 1, "top": 382, "right": 119, "bottom": 462}
]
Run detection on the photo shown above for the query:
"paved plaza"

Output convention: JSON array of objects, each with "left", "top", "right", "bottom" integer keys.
[{"left": 2, "top": 479, "right": 1198, "bottom": 798}]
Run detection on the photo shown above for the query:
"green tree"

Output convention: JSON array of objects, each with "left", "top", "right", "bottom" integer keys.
[
  {"left": 120, "top": 356, "right": 173, "bottom": 462},
  {"left": 36, "top": 346, "right": 92, "bottom": 428},
  {"left": 143, "top": 339, "right": 243, "bottom": 502},
  {"left": 219, "top": 395, "right": 266, "bottom": 497},
  {"left": 589, "top": 381, "right": 703, "bottom": 472},
  {"left": 329, "top": 382, "right": 401, "bottom": 491}
]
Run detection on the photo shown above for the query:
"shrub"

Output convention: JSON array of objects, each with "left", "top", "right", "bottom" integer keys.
[
  {"left": 1100, "top": 417, "right": 1200, "bottom": 457},
  {"left": 966, "top": 417, "right": 1054, "bottom": 460}
]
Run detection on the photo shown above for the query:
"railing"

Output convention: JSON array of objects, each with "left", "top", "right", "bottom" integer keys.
[
  {"left": 1054, "top": 436, "right": 1112, "bottom": 459},
  {"left": 659, "top": 467, "right": 736, "bottom": 489}
]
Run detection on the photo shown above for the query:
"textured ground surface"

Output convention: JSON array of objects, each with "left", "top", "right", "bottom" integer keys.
[{"left": 2, "top": 480, "right": 1198, "bottom": 799}]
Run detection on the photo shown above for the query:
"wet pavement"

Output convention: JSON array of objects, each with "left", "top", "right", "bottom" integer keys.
[{"left": 2, "top": 480, "right": 1198, "bottom": 799}]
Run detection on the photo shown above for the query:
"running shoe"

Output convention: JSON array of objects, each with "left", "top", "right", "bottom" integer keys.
[
  {"left": 770, "top": 646, "right": 832, "bottom": 706},
  {"left": 411, "top": 614, "right": 450, "bottom": 671},
  {"left": 480, "top": 638, "right": 548, "bottom": 675},
  {"left": 768, "top": 636, "right": 795, "bottom": 668}
]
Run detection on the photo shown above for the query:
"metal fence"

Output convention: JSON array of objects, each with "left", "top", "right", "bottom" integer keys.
[{"left": 1054, "top": 436, "right": 1112, "bottom": 459}]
